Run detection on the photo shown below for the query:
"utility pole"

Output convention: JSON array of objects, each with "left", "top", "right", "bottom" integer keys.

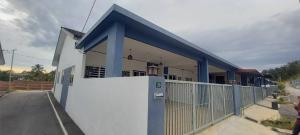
[{"left": 9, "top": 49, "right": 16, "bottom": 90}]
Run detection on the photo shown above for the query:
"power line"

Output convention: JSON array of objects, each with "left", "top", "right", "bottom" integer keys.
[
  {"left": 14, "top": 53, "right": 52, "bottom": 61},
  {"left": 81, "top": 0, "right": 97, "bottom": 32}
]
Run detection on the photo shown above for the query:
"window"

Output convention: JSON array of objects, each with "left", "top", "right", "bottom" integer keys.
[
  {"left": 185, "top": 78, "right": 192, "bottom": 81},
  {"left": 85, "top": 66, "right": 105, "bottom": 78},
  {"left": 99, "top": 66, "right": 105, "bottom": 78},
  {"left": 133, "top": 70, "right": 146, "bottom": 76},
  {"left": 122, "top": 71, "right": 130, "bottom": 77},
  {"left": 178, "top": 76, "right": 182, "bottom": 80},
  {"left": 69, "top": 66, "right": 75, "bottom": 86},
  {"left": 168, "top": 75, "right": 176, "bottom": 80}
]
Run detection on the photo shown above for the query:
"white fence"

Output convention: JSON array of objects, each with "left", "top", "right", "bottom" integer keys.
[
  {"left": 164, "top": 80, "right": 278, "bottom": 135},
  {"left": 164, "top": 81, "right": 234, "bottom": 135}
]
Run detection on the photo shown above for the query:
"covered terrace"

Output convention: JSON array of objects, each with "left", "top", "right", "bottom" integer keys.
[{"left": 76, "top": 5, "right": 239, "bottom": 84}]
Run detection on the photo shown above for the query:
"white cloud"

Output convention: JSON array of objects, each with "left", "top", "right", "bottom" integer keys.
[{"left": 0, "top": 0, "right": 299, "bottom": 72}]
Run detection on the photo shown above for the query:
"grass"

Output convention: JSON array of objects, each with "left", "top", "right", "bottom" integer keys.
[
  {"left": 277, "top": 97, "right": 292, "bottom": 104},
  {"left": 261, "top": 116, "right": 295, "bottom": 130}
]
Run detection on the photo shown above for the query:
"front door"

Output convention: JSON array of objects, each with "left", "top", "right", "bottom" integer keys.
[
  {"left": 60, "top": 67, "right": 72, "bottom": 109},
  {"left": 216, "top": 76, "right": 225, "bottom": 84}
]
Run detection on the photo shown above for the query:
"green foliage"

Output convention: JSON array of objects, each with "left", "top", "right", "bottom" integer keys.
[
  {"left": 261, "top": 116, "right": 295, "bottom": 130},
  {"left": 262, "top": 60, "right": 300, "bottom": 81},
  {"left": 277, "top": 97, "right": 291, "bottom": 104},
  {"left": 277, "top": 82, "right": 286, "bottom": 95},
  {"left": 278, "top": 82, "right": 285, "bottom": 90},
  {"left": 0, "top": 70, "right": 10, "bottom": 81},
  {"left": 0, "top": 64, "right": 55, "bottom": 82},
  {"left": 23, "top": 64, "right": 55, "bottom": 81}
]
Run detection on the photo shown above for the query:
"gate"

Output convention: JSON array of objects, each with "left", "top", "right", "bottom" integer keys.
[
  {"left": 60, "top": 67, "right": 72, "bottom": 109},
  {"left": 164, "top": 80, "right": 234, "bottom": 135}
]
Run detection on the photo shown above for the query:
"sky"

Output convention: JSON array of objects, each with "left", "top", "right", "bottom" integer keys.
[{"left": 0, "top": 0, "right": 299, "bottom": 72}]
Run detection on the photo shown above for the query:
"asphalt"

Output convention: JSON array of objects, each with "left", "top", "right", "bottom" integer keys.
[
  {"left": 278, "top": 82, "right": 300, "bottom": 118},
  {"left": 48, "top": 92, "right": 84, "bottom": 135},
  {"left": 0, "top": 91, "right": 64, "bottom": 135}
]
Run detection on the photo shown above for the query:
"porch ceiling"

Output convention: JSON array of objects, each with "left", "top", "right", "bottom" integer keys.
[
  {"left": 124, "top": 38, "right": 196, "bottom": 70},
  {"left": 89, "top": 37, "right": 226, "bottom": 73}
]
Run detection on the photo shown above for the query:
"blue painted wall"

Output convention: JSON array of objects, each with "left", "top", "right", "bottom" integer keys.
[
  {"left": 198, "top": 59, "right": 209, "bottom": 82},
  {"left": 105, "top": 23, "right": 125, "bottom": 77}
]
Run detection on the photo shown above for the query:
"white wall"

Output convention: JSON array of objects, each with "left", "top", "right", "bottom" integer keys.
[
  {"left": 66, "top": 77, "right": 150, "bottom": 135},
  {"left": 54, "top": 34, "right": 83, "bottom": 102},
  {"left": 54, "top": 33, "right": 151, "bottom": 135}
]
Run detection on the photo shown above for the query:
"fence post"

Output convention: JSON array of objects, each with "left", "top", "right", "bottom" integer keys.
[
  {"left": 192, "top": 84, "right": 196, "bottom": 133},
  {"left": 233, "top": 85, "right": 241, "bottom": 116},
  {"left": 147, "top": 76, "right": 165, "bottom": 135},
  {"left": 253, "top": 87, "right": 256, "bottom": 104},
  {"left": 210, "top": 85, "right": 214, "bottom": 123},
  {"left": 223, "top": 86, "right": 226, "bottom": 115}
]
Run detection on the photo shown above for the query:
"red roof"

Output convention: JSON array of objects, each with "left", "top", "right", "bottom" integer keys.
[{"left": 236, "top": 69, "right": 261, "bottom": 75}]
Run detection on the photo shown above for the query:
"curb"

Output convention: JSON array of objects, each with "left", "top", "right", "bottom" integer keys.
[{"left": 47, "top": 92, "right": 68, "bottom": 135}]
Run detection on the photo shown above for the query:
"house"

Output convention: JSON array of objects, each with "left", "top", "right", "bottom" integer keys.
[
  {"left": 0, "top": 42, "right": 5, "bottom": 65},
  {"left": 236, "top": 69, "right": 262, "bottom": 86},
  {"left": 51, "top": 4, "right": 268, "bottom": 135}
]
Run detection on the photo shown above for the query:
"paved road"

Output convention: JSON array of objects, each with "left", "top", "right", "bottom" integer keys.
[
  {"left": 278, "top": 82, "right": 300, "bottom": 118},
  {"left": 286, "top": 82, "right": 300, "bottom": 97},
  {"left": 0, "top": 91, "right": 63, "bottom": 135}
]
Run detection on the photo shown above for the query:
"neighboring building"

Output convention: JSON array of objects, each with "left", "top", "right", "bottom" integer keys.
[
  {"left": 236, "top": 69, "right": 262, "bottom": 86},
  {"left": 0, "top": 42, "right": 5, "bottom": 65},
  {"left": 51, "top": 5, "right": 268, "bottom": 135}
]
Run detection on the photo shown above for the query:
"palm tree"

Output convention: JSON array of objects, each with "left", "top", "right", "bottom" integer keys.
[{"left": 29, "top": 64, "right": 45, "bottom": 81}]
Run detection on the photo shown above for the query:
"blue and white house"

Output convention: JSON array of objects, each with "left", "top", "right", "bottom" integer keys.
[{"left": 52, "top": 4, "right": 275, "bottom": 135}]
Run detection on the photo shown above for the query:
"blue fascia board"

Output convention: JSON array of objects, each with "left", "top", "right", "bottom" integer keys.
[
  {"left": 76, "top": 4, "right": 240, "bottom": 70},
  {"left": 83, "top": 29, "right": 108, "bottom": 52}
]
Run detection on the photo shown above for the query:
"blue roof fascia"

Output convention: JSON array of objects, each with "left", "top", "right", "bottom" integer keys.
[{"left": 76, "top": 4, "right": 239, "bottom": 70}]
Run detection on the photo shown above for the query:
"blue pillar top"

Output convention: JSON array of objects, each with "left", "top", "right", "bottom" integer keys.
[
  {"left": 105, "top": 23, "right": 125, "bottom": 77},
  {"left": 198, "top": 58, "right": 209, "bottom": 83}
]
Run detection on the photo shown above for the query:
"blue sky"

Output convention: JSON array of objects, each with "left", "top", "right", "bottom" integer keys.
[{"left": 0, "top": 0, "right": 299, "bottom": 72}]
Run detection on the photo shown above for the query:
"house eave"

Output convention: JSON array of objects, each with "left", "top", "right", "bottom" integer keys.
[{"left": 76, "top": 4, "right": 239, "bottom": 70}]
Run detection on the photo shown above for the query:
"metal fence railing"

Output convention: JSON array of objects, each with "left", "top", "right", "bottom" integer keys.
[
  {"left": 240, "top": 86, "right": 254, "bottom": 108},
  {"left": 164, "top": 80, "right": 278, "bottom": 135},
  {"left": 164, "top": 80, "right": 234, "bottom": 135}
]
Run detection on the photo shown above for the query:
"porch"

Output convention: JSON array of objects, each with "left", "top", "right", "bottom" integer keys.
[{"left": 83, "top": 37, "right": 234, "bottom": 84}]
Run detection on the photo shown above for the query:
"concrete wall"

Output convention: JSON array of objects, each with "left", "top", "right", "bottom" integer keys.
[
  {"left": 54, "top": 34, "right": 83, "bottom": 101},
  {"left": 54, "top": 33, "right": 165, "bottom": 135},
  {"left": 64, "top": 77, "right": 150, "bottom": 135}
]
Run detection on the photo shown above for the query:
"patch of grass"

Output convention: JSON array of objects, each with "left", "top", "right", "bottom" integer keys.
[
  {"left": 277, "top": 97, "right": 292, "bottom": 104},
  {"left": 261, "top": 116, "right": 295, "bottom": 130},
  {"left": 278, "top": 82, "right": 287, "bottom": 96}
]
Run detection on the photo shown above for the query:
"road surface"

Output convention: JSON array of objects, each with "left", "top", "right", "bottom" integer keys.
[
  {"left": 285, "top": 82, "right": 300, "bottom": 97},
  {"left": 278, "top": 82, "right": 300, "bottom": 118},
  {"left": 0, "top": 91, "right": 63, "bottom": 135}
]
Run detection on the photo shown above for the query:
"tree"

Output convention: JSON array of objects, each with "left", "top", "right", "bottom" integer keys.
[
  {"left": 24, "top": 64, "right": 45, "bottom": 81},
  {"left": 0, "top": 70, "right": 10, "bottom": 81},
  {"left": 262, "top": 60, "right": 300, "bottom": 81},
  {"left": 44, "top": 70, "right": 55, "bottom": 81}
]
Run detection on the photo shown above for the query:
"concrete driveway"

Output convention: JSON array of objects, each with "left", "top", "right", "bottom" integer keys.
[
  {"left": 286, "top": 82, "right": 300, "bottom": 97},
  {"left": 0, "top": 91, "right": 63, "bottom": 135}
]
